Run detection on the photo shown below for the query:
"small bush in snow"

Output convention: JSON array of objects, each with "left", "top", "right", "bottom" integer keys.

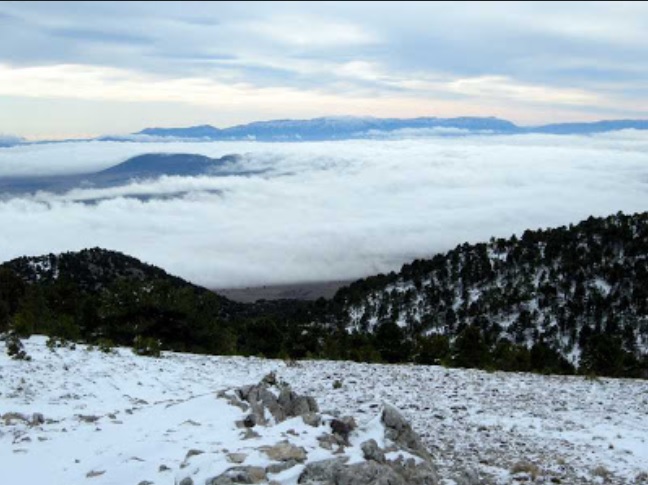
[
  {"left": 511, "top": 461, "right": 540, "bottom": 480},
  {"left": 96, "top": 338, "right": 115, "bottom": 354},
  {"left": 5, "top": 332, "right": 31, "bottom": 361},
  {"left": 133, "top": 335, "right": 161, "bottom": 357}
]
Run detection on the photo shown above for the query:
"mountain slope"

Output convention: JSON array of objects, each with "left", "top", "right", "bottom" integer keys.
[
  {"left": 324, "top": 211, "right": 648, "bottom": 375},
  {"left": 0, "top": 152, "right": 251, "bottom": 196},
  {"left": 2, "top": 211, "right": 648, "bottom": 377}
]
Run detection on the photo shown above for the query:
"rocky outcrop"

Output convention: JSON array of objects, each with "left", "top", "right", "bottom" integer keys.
[
  {"left": 188, "top": 378, "right": 441, "bottom": 485},
  {"left": 234, "top": 378, "right": 320, "bottom": 427},
  {"left": 206, "top": 465, "right": 266, "bottom": 485},
  {"left": 382, "top": 403, "right": 430, "bottom": 460}
]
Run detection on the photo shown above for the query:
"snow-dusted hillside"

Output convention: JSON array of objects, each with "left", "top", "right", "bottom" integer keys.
[
  {"left": 2, "top": 337, "right": 647, "bottom": 484},
  {"left": 328, "top": 211, "right": 648, "bottom": 374}
]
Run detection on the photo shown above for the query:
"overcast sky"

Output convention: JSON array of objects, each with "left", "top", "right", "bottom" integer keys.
[{"left": 1, "top": 1, "right": 647, "bottom": 139}]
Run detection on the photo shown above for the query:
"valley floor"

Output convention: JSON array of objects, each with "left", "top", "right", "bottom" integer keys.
[{"left": 1, "top": 337, "right": 647, "bottom": 484}]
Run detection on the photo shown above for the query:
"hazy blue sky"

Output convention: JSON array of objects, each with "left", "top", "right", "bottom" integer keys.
[{"left": 1, "top": 1, "right": 647, "bottom": 139}]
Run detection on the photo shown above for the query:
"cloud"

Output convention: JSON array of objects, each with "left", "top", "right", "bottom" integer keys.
[
  {"left": 2, "top": 2, "right": 648, "bottom": 139},
  {"left": 1, "top": 133, "right": 647, "bottom": 288}
]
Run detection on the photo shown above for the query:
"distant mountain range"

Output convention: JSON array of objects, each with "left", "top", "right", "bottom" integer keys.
[
  {"left": 127, "top": 116, "right": 648, "bottom": 141},
  {"left": 0, "top": 153, "right": 259, "bottom": 197},
  {"left": 2, "top": 116, "right": 648, "bottom": 146}
]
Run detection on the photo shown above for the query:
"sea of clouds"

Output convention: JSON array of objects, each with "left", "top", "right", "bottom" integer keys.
[{"left": 1, "top": 131, "right": 647, "bottom": 288}]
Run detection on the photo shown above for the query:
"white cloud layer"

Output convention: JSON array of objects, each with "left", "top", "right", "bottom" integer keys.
[{"left": 1, "top": 132, "right": 648, "bottom": 288}]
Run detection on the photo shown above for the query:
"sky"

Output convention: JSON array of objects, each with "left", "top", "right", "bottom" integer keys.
[
  {"left": 1, "top": 132, "right": 647, "bottom": 288},
  {"left": 0, "top": 1, "right": 647, "bottom": 139}
]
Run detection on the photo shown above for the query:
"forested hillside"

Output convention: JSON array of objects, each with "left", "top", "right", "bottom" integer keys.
[
  {"left": 2, "top": 212, "right": 648, "bottom": 377},
  {"left": 323, "top": 211, "right": 648, "bottom": 376}
]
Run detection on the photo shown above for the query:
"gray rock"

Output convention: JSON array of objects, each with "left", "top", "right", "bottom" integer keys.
[
  {"left": 241, "top": 428, "right": 260, "bottom": 440},
  {"left": 298, "top": 457, "right": 349, "bottom": 483},
  {"left": 330, "top": 417, "right": 356, "bottom": 444},
  {"left": 336, "top": 461, "right": 407, "bottom": 485},
  {"left": 361, "top": 439, "right": 385, "bottom": 463},
  {"left": 266, "top": 459, "right": 299, "bottom": 474},
  {"left": 454, "top": 468, "right": 481, "bottom": 485},
  {"left": 184, "top": 449, "right": 204, "bottom": 460},
  {"left": 137, "top": 481, "right": 154, "bottom": 485},
  {"left": 381, "top": 404, "right": 429, "bottom": 459},
  {"left": 227, "top": 452, "right": 247, "bottom": 464},
  {"left": 243, "top": 414, "right": 257, "bottom": 428},
  {"left": 206, "top": 466, "right": 266, "bottom": 484},
  {"left": 2, "top": 412, "right": 29, "bottom": 424},
  {"left": 302, "top": 412, "right": 321, "bottom": 427},
  {"left": 278, "top": 388, "right": 319, "bottom": 417},
  {"left": 396, "top": 458, "right": 439, "bottom": 485},
  {"left": 179, "top": 478, "right": 194, "bottom": 485},
  {"left": 31, "top": 413, "right": 45, "bottom": 426},
  {"left": 218, "top": 390, "right": 249, "bottom": 412},
  {"left": 263, "top": 440, "right": 307, "bottom": 462},
  {"left": 261, "top": 371, "right": 277, "bottom": 386}
]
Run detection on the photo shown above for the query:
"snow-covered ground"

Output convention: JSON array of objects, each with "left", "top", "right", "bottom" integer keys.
[{"left": 2, "top": 336, "right": 647, "bottom": 484}]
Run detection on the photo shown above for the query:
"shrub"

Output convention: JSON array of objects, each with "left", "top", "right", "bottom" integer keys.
[
  {"left": 133, "top": 335, "right": 161, "bottom": 357},
  {"left": 97, "top": 338, "right": 115, "bottom": 354},
  {"left": 333, "top": 379, "right": 343, "bottom": 389},
  {"left": 5, "top": 332, "right": 31, "bottom": 361},
  {"left": 511, "top": 461, "right": 540, "bottom": 480}
]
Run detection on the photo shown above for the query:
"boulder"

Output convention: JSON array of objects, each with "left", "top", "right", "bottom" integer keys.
[
  {"left": 336, "top": 461, "right": 406, "bottom": 485},
  {"left": 302, "top": 412, "right": 321, "bottom": 427},
  {"left": 266, "top": 459, "right": 299, "bottom": 474},
  {"left": 262, "top": 440, "right": 307, "bottom": 462},
  {"left": 31, "top": 413, "right": 45, "bottom": 426},
  {"left": 361, "top": 439, "right": 385, "bottom": 463},
  {"left": 227, "top": 453, "right": 247, "bottom": 464},
  {"left": 298, "top": 457, "right": 349, "bottom": 483},
  {"left": 206, "top": 466, "right": 267, "bottom": 485},
  {"left": 330, "top": 417, "right": 356, "bottom": 445},
  {"left": 382, "top": 404, "right": 429, "bottom": 459}
]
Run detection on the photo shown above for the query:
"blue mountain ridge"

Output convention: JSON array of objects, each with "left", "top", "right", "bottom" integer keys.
[
  {"left": 131, "top": 116, "right": 648, "bottom": 141},
  {"left": 4, "top": 116, "right": 648, "bottom": 146}
]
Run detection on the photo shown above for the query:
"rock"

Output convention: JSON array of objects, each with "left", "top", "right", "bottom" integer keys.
[
  {"left": 138, "top": 481, "right": 154, "bottom": 485},
  {"left": 159, "top": 464, "right": 171, "bottom": 472},
  {"left": 336, "top": 461, "right": 406, "bottom": 485},
  {"left": 263, "top": 440, "right": 307, "bottom": 462},
  {"left": 330, "top": 417, "right": 356, "bottom": 444},
  {"left": 31, "top": 413, "right": 45, "bottom": 426},
  {"left": 302, "top": 412, "right": 321, "bottom": 427},
  {"left": 241, "top": 428, "right": 260, "bottom": 440},
  {"left": 298, "top": 457, "right": 349, "bottom": 483},
  {"left": 179, "top": 478, "right": 194, "bottom": 485},
  {"left": 227, "top": 452, "right": 247, "bottom": 464},
  {"left": 86, "top": 470, "right": 105, "bottom": 478},
  {"left": 454, "top": 468, "right": 481, "bottom": 485},
  {"left": 381, "top": 404, "right": 429, "bottom": 459},
  {"left": 318, "top": 433, "right": 335, "bottom": 450},
  {"left": 185, "top": 449, "right": 204, "bottom": 460},
  {"left": 361, "top": 439, "right": 385, "bottom": 463},
  {"left": 266, "top": 459, "right": 299, "bottom": 474},
  {"left": 291, "top": 396, "right": 319, "bottom": 416},
  {"left": 243, "top": 414, "right": 257, "bottom": 428},
  {"left": 262, "top": 371, "right": 277, "bottom": 386},
  {"left": 396, "top": 458, "right": 439, "bottom": 485},
  {"left": 278, "top": 388, "right": 319, "bottom": 417},
  {"left": 206, "top": 466, "right": 267, "bottom": 484},
  {"left": 2, "top": 412, "right": 29, "bottom": 424}
]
